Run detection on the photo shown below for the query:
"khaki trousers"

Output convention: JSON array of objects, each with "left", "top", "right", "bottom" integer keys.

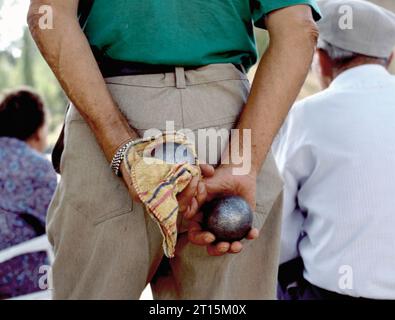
[{"left": 47, "top": 64, "right": 283, "bottom": 299}]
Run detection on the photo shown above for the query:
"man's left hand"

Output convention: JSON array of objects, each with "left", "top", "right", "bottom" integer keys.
[{"left": 187, "top": 165, "right": 260, "bottom": 256}]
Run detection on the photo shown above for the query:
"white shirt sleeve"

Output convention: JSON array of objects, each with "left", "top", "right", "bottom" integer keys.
[{"left": 272, "top": 103, "right": 313, "bottom": 264}]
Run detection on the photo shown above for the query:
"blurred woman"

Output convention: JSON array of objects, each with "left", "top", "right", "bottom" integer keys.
[{"left": 0, "top": 88, "right": 57, "bottom": 299}]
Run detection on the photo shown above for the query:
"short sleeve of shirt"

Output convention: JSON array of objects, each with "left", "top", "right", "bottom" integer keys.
[{"left": 252, "top": 0, "right": 322, "bottom": 29}]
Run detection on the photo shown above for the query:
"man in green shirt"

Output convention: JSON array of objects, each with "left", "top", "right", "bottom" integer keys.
[
  {"left": 29, "top": 0, "right": 320, "bottom": 299},
  {"left": 84, "top": 0, "right": 320, "bottom": 70}
]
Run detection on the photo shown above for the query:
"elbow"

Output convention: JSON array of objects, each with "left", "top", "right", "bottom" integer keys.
[
  {"left": 27, "top": 2, "right": 43, "bottom": 41},
  {"left": 297, "top": 16, "right": 319, "bottom": 50},
  {"left": 287, "top": 14, "right": 319, "bottom": 52},
  {"left": 27, "top": 1, "right": 60, "bottom": 66},
  {"left": 269, "top": 10, "right": 319, "bottom": 53},
  {"left": 27, "top": 1, "right": 58, "bottom": 41}
]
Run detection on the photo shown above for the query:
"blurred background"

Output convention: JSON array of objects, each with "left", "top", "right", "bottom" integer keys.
[
  {"left": 0, "top": 0, "right": 68, "bottom": 148},
  {"left": 0, "top": 0, "right": 394, "bottom": 149},
  {"left": 0, "top": 0, "right": 394, "bottom": 301}
]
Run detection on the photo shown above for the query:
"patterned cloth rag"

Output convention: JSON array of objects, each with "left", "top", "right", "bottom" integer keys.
[{"left": 123, "top": 132, "right": 200, "bottom": 258}]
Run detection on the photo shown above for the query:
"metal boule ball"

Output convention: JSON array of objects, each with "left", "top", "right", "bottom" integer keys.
[{"left": 203, "top": 195, "right": 253, "bottom": 242}]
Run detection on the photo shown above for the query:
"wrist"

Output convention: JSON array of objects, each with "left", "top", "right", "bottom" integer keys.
[
  {"left": 93, "top": 110, "right": 138, "bottom": 162},
  {"left": 110, "top": 138, "right": 136, "bottom": 176}
]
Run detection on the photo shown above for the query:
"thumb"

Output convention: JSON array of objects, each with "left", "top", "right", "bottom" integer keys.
[
  {"left": 241, "top": 189, "right": 256, "bottom": 211},
  {"left": 203, "top": 174, "right": 232, "bottom": 200}
]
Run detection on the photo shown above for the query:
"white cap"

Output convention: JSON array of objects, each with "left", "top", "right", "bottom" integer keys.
[{"left": 317, "top": 0, "right": 395, "bottom": 58}]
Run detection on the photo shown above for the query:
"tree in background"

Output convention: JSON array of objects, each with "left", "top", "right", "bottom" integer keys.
[
  {"left": 0, "top": 0, "right": 67, "bottom": 146},
  {"left": 22, "top": 27, "right": 35, "bottom": 87}
]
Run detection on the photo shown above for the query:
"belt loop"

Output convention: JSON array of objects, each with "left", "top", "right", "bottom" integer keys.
[
  {"left": 175, "top": 67, "right": 186, "bottom": 89},
  {"left": 239, "top": 64, "right": 247, "bottom": 74}
]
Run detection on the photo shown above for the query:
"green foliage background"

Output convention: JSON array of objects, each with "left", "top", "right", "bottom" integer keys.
[{"left": 0, "top": 25, "right": 68, "bottom": 145}]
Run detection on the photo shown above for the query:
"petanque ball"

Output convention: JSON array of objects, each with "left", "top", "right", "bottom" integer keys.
[{"left": 203, "top": 195, "right": 253, "bottom": 242}]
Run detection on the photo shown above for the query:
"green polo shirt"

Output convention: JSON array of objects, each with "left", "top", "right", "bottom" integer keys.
[{"left": 85, "top": 0, "right": 321, "bottom": 71}]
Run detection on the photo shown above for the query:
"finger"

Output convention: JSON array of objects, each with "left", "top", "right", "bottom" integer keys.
[
  {"left": 177, "top": 176, "right": 199, "bottom": 212},
  {"left": 195, "top": 181, "right": 207, "bottom": 207},
  {"left": 203, "top": 175, "right": 229, "bottom": 198},
  {"left": 201, "top": 178, "right": 218, "bottom": 203},
  {"left": 247, "top": 200, "right": 257, "bottom": 212},
  {"left": 184, "top": 181, "right": 208, "bottom": 219},
  {"left": 200, "top": 164, "right": 215, "bottom": 178},
  {"left": 183, "top": 197, "right": 198, "bottom": 220},
  {"left": 246, "top": 228, "right": 259, "bottom": 240},
  {"left": 188, "top": 221, "right": 216, "bottom": 245},
  {"left": 190, "top": 211, "right": 204, "bottom": 223},
  {"left": 207, "top": 242, "right": 230, "bottom": 256},
  {"left": 188, "top": 219, "right": 203, "bottom": 232},
  {"left": 229, "top": 241, "right": 243, "bottom": 254}
]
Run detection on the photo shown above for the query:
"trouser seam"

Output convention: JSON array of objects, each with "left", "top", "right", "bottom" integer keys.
[{"left": 175, "top": 67, "right": 186, "bottom": 128}]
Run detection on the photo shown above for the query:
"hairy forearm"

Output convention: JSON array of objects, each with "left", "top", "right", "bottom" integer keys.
[
  {"left": 28, "top": 1, "right": 137, "bottom": 162},
  {"left": 231, "top": 5, "right": 318, "bottom": 175}
]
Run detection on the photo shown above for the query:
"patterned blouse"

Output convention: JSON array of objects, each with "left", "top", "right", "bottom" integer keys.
[{"left": 0, "top": 137, "right": 57, "bottom": 299}]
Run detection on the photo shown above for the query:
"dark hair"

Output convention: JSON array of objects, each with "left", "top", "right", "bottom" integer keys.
[{"left": 0, "top": 88, "right": 46, "bottom": 141}]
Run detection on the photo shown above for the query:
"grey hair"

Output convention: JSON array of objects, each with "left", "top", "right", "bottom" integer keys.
[
  {"left": 318, "top": 40, "right": 357, "bottom": 62},
  {"left": 318, "top": 40, "right": 389, "bottom": 66}
]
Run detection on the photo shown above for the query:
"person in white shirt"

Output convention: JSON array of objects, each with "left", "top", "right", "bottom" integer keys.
[{"left": 274, "top": 0, "right": 395, "bottom": 300}]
